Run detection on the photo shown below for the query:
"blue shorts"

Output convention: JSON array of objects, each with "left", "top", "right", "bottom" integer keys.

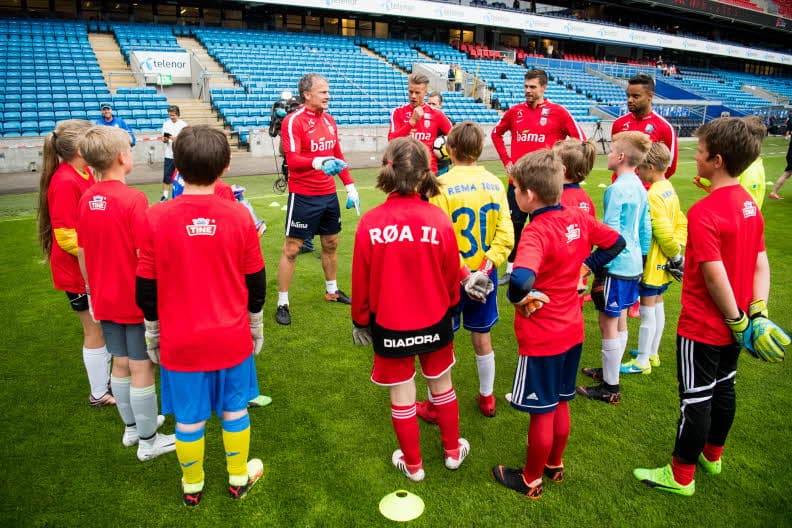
[
  {"left": 284, "top": 192, "right": 341, "bottom": 240},
  {"left": 639, "top": 282, "right": 670, "bottom": 298},
  {"left": 100, "top": 321, "right": 147, "bottom": 361},
  {"left": 453, "top": 270, "right": 499, "bottom": 333},
  {"left": 592, "top": 273, "right": 640, "bottom": 317},
  {"left": 510, "top": 344, "right": 583, "bottom": 414},
  {"left": 160, "top": 355, "right": 259, "bottom": 424}
]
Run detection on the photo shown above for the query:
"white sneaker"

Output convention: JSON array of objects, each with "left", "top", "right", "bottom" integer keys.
[
  {"left": 444, "top": 438, "right": 470, "bottom": 470},
  {"left": 122, "top": 415, "right": 166, "bottom": 447},
  {"left": 137, "top": 432, "right": 176, "bottom": 462},
  {"left": 504, "top": 393, "right": 513, "bottom": 403},
  {"left": 391, "top": 449, "right": 425, "bottom": 482}
]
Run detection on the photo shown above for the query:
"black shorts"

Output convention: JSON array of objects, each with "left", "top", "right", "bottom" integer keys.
[
  {"left": 163, "top": 158, "right": 176, "bottom": 184},
  {"left": 785, "top": 141, "right": 792, "bottom": 172},
  {"left": 284, "top": 192, "right": 341, "bottom": 240},
  {"left": 66, "top": 291, "right": 89, "bottom": 312},
  {"left": 506, "top": 183, "right": 528, "bottom": 225}
]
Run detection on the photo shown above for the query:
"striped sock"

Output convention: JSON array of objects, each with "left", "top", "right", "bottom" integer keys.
[
  {"left": 432, "top": 388, "right": 460, "bottom": 451},
  {"left": 391, "top": 403, "right": 421, "bottom": 466},
  {"left": 111, "top": 375, "right": 134, "bottom": 425}
]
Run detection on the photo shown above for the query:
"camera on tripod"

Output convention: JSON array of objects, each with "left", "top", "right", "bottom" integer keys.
[{"left": 269, "top": 90, "right": 301, "bottom": 138}]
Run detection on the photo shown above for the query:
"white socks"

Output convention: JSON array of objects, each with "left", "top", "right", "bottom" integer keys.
[
  {"left": 636, "top": 306, "right": 656, "bottom": 367},
  {"left": 278, "top": 291, "right": 289, "bottom": 307},
  {"left": 83, "top": 346, "right": 111, "bottom": 398},
  {"left": 325, "top": 280, "right": 338, "bottom": 294},
  {"left": 651, "top": 303, "right": 666, "bottom": 359},
  {"left": 475, "top": 352, "right": 495, "bottom": 396},
  {"left": 131, "top": 384, "right": 159, "bottom": 441},
  {"left": 111, "top": 375, "right": 134, "bottom": 425},
  {"left": 601, "top": 338, "right": 622, "bottom": 386}
]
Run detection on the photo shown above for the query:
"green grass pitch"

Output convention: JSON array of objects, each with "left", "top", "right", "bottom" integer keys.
[{"left": 0, "top": 138, "right": 790, "bottom": 527}]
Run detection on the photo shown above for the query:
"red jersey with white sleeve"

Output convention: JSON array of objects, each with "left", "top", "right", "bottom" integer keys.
[
  {"left": 282, "top": 106, "right": 353, "bottom": 196},
  {"left": 561, "top": 183, "right": 596, "bottom": 218},
  {"left": 77, "top": 180, "right": 148, "bottom": 324},
  {"left": 48, "top": 163, "right": 95, "bottom": 293},
  {"left": 611, "top": 111, "right": 678, "bottom": 183},
  {"left": 514, "top": 205, "right": 620, "bottom": 357},
  {"left": 352, "top": 193, "right": 461, "bottom": 358},
  {"left": 491, "top": 100, "right": 585, "bottom": 181},
  {"left": 677, "top": 185, "right": 765, "bottom": 346},
  {"left": 388, "top": 103, "right": 452, "bottom": 174},
  {"left": 214, "top": 178, "right": 235, "bottom": 201},
  {"left": 136, "top": 194, "right": 265, "bottom": 372}
]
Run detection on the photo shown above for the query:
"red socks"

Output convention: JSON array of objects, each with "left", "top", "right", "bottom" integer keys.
[
  {"left": 547, "top": 401, "right": 570, "bottom": 467},
  {"left": 702, "top": 443, "right": 724, "bottom": 462},
  {"left": 672, "top": 456, "right": 696, "bottom": 485},
  {"left": 391, "top": 404, "right": 421, "bottom": 466},
  {"left": 523, "top": 411, "right": 555, "bottom": 483},
  {"left": 432, "top": 388, "right": 460, "bottom": 451}
]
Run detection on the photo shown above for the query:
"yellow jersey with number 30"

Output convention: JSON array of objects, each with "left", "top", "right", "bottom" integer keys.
[{"left": 430, "top": 165, "right": 514, "bottom": 270}]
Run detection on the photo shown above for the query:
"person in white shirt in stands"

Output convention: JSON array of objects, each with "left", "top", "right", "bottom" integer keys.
[{"left": 161, "top": 105, "right": 188, "bottom": 201}]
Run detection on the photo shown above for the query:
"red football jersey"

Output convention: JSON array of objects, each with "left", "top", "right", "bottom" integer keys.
[
  {"left": 214, "top": 178, "right": 235, "bottom": 201},
  {"left": 678, "top": 185, "right": 765, "bottom": 346},
  {"left": 136, "top": 194, "right": 265, "bottom": 371},
  {"left": 514, "top": 206, "right": 620, "bottom": 357},
  {"left": 388, "top": 103, "right": 452, "bottom": 174},
  {"left": 282, "top": 107, "right": 353, "bottom": 196},
  {"left": 77, "top": 180, "right": 148, "bottom": 324},
  {"left": 611, "top": 111, "right": 678, "bottom": 184},
  {"left": 491, "top": 100, "right": 585, "bottom": 182},
  {"left": 561, "top": 184, "right": 596, "bottom": 218},
  {"left": 352, "top": 193, "right": 460, "bottom": 334},
  {"left": 47, "top": 162, "right": 95, "bottom": 293}
]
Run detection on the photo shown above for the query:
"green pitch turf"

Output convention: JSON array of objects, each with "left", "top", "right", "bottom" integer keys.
[{"left": 0, "top": 138, "right": 790, "bottom": 527}]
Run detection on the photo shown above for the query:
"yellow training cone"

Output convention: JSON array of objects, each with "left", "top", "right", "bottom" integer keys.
[{"left": 379, "top": 490, "right": 425, "bottom": 522}]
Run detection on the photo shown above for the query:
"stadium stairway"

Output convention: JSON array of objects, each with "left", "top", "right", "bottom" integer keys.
[
  {"left": 166, "top": 97, "right": 238, "bottom": 148},
  {"left": 176, "top": 36, "right": 236, "bottom": 90},
  {"left": 88, "top": 33, "right": 138, "bottom": 91}
]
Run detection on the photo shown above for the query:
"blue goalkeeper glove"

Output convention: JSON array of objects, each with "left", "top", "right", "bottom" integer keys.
[
  {"left": 312, "top": 157, "right": 348, "bottom": 176},
  {"left": 345, "top": 183, "right": 360, "bottom": 215},
  {"left": 747, "top": 300, "right": 789, "bottom": 363}
]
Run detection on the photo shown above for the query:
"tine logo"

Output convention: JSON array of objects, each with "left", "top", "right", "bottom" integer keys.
[
  {"left": 565, "top": 223, "right": 581, "bottom": 243},
  {"left": 88, "top": 195, "right": 107, "bottom": 211},
  {"left": 742, "top": 201, "right": 757, "bottom": 218},
  {"left": 186, "top": 217, "right": 217, "bottom": 236}
]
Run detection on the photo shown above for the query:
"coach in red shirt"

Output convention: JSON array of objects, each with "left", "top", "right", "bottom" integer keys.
[
  {"left": 611, "top": 73, "right": 678, "bottom": 187},
  {"left": 275, "top": 73, "right": 360, "bottom": 326},
  {"left": 388, "top": 72, "right": 452, "bottom": 174},
  {"left": 491, "top": 68, "right": 585, "bottom": 285}
]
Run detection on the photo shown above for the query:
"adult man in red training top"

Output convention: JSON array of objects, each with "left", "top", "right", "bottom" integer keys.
[
  {"left": 491, "top": 68, "right": 586, "bottom": 285},
  {"left": 276, "top": 73, "right": 361, "bottom": 326},
  {"left": 388, "top": 72, "right": 452, "bottom": 174},
  {"left": 611, "top": 73, "right": 678, "bottom": 187}
]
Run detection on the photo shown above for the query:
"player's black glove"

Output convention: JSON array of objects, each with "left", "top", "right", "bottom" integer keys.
[{"left": 666, "top": 255, "right": 684, "bottom": 282}]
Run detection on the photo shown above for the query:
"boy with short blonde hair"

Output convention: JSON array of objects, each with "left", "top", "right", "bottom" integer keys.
[
  {"left": 578, "top": 131, "right": 652, "bottom": 404},
  {"left": 419, "top": 122, "right": 513, "bottom": 420},
  {"left": 621, "top": 142, "right": 687, "bottom": 375},
  {"left": 77, "top": 125, "right": 174, "bottom": 461}
]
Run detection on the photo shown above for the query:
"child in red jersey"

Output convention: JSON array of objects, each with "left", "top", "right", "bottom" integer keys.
[
  {"left": 77, "top": 126, "right": 174, "bottom": 460},
  {"left": 493, "top": 150, "right": 625, "bottom": 499},
  {"left": 553, "top": 138, "right": 598, "bottom": 304},
  {"left": 634, "top": 117, "right": 789, "bottom": 497},
  {"left": 351, "top": 137, "right": 469, "bottom": 482},
  {"left": 37, "top": 119, "right": 114, "bottom": 407},
  {"left": 136, "top": 126, "right": 267, "bottom": 506}
]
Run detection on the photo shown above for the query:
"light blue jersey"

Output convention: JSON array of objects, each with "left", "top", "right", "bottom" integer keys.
[
  {"left": 601, "top": 172, "right": 651, "bottom": 279},
  {"left": 96, "top": 116, "right": 136, "bottom": 146}
]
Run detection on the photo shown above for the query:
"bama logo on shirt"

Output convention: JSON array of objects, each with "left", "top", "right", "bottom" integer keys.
[
  {"left": 310, "top": 138, "right": 336, "bottom": 152},
  {"left": 186, "top": 217, "right": 217, "bottom": 237},
  {"left": 516, "top": 130, "right": 546, "bottom": 143},
  {"left": 742, "top": 201, "right": 757, "bottom": 218},
  {"left": 565, "top": 223, "right": 581, "bottom": 243},
  {"left": 88, "top": 195, "right": 107, "bottom": 211}
]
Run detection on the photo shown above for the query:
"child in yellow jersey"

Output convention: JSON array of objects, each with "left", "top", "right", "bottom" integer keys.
[
  {"left": 417, "top": 122, "right": 514, "bottom": 419},
  {"left": 622, "top": 142, "right": 687, "bottom": 374}
]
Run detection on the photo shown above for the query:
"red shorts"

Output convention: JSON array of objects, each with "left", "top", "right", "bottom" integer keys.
[{"left": 370, "top": 343, "right": 456, "bottom": 386}]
